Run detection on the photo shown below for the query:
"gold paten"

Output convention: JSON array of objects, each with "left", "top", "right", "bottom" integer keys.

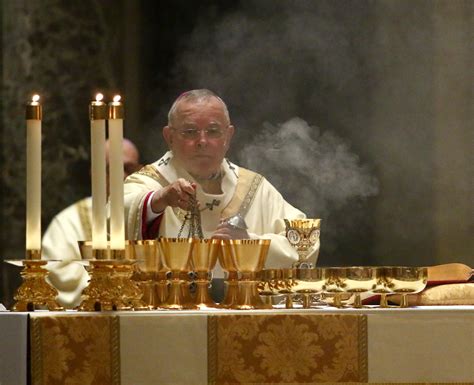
[{"left": 284, "top": 218, "right": 321, "bottom": 268}]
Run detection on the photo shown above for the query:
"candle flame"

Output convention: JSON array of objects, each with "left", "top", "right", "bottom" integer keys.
[
  {"left": 32, "top": 94, "right": 40, "bottom": 103},
  {"left": 95, "top": 93, "right": 104, "bottom": 102},
  {"left": 113, "top": 95, "right": 121, "bottom": 103}
]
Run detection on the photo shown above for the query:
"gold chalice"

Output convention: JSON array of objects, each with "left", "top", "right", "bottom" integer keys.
[
  {"left": 218, "top": 240, "right": 240, "bottom": 308},
  {"left": 190, "top": 239, "right": 221, "bottom": 309},
  {"left": 132, "top": 240, "right": 161, "bottom": 309},
  {"left": 227, "top": 239, "right": 271, "bottom": 310},
  {"left": 343, "top": 267, "right": 376, "bottom": 308},
  {"left": 158, "top": 237, "right": 196, "bottom": 310},
  {"left": 284, "top": 219, "right": 321, "bottom": 268},
  {"left": 386, "top": 266, "right": 428, "bottom": 307},
  {"left": 293, "top": 268, "right": 326, "bottom": 308},
  {"left": 322, "top": 267, "right": 349, "bottom": 308}
]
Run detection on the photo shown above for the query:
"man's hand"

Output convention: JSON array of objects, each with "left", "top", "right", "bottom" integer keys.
[
  {"left": 212, "top": 222, "right": 250, "bottom": 240},
  {"left": 151, "top": 178, "right": 197, "bottom": 213}
]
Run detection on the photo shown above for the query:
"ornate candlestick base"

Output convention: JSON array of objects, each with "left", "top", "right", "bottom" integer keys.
[
  {"left": 113, "top": 261, "right": 146, "bottom": 310},
  {"left": 79, "top": 260, "right": 115, "bottom": 311},
  {"left": 12, "top": 260, "right": 63, "bottom": 311}
]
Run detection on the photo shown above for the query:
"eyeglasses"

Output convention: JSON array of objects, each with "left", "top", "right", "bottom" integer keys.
[{"left": 172, "top": 126, "right": 226, "bottom": 140}]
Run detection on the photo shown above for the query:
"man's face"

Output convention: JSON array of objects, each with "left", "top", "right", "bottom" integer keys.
[{"left": 163, "top": 98, "right": 234, "bottom": 179}]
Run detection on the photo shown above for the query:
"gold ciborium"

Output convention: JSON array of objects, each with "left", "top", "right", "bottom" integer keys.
[
  {"left": 219, "top": 240, "right": 240, "bottom": 308},
  {"left": 279, "top": 268, "right": 297, "bottom": 308},
  {"left": 284, "top": 219, "right": 321, "bottom": 268},
  {"left": 132, "top": 240, "right": 161, "bottom": 309},
  {"left": 373, "top": 267, "right": 396, "bottom": 307},
  {"left": 257, "top": 269, "right": 282, "bottom": 307},
  {"left": 322, "top": 267, "right": 349, "bottom": 308},
  {"left": 294, "top": 268, "right": 326, "bottom": 308},
  {"left": 158, "top": 238, "right": 196, "bottom": 310},
  {"left": 227, "top": 239, "right": 271, "bottom": 310},
  {"left": 343, "top": 267, "right": 376, "bottom": 308},
  {"left": 191, "top": 239, "right": 221, "bottom": 309},
  {"left": 386, "top": 266, "right": 428, "bottom": 307}
]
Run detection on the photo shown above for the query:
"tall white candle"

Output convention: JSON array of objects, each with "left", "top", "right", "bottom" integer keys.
[
  {"left": 89, "top": 93, "right": 107, "bottom": 249},
  {"left": 25, "top": 95, "right": 42, "bottom": 258},
  {"left": 108, "top": 95, "right": 125, "bottom": 250}
]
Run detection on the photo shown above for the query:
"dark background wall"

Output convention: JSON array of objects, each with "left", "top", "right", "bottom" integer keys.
[{"left": 1, "top": 0, "right": 472, "bottom": 307}]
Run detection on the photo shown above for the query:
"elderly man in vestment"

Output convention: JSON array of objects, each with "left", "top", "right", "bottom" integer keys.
[
  {"left": 42, "top": 138, "right": 141, "bottom": 308},
  {"left": 124, "top": 89, "right": 319, "bottom": 292}
]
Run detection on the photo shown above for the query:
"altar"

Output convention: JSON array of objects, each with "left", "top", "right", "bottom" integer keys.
[{"left": 1, "top": 306, "right": 473, "bottom": 385}]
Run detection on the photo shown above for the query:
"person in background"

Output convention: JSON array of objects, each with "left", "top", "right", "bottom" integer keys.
[
  {"left": 124, "top": 89, "right": 319, "bottom": 299},
  {"left": 42, "top": 138, "right": 141, "bottom": 308}
]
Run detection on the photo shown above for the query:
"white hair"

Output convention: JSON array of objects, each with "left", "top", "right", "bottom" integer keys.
[{"left": 167, "top": 89, "right": 230, "bottom": 126}]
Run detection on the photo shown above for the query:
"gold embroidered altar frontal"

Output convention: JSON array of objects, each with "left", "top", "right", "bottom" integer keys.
[
  {"left": 208, "top": 313, "right": 368, "bottom": 384},
  {"left": 30, "top": 314, "right": 120, "bottom": 385}
]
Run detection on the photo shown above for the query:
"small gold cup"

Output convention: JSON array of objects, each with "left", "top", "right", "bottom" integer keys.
[{"left": 158, "top": 238, "right": 196, "bottom": 310}]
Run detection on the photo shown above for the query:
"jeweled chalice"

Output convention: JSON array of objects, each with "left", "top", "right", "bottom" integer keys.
[
  {"left": 386, "top": 266, "right": 428, "bottom": 307},
  {"left": 190, "top": 238, "right": 221, "bottom": 309},
  {"left": 284, "top": 219, "right": 321, "bottom": 268},
  {"left": 158, "top": 237, "right": 196, "bottom": 310},
  {"left": 227, "top": 239, "right": 271, "bottom": 310}
]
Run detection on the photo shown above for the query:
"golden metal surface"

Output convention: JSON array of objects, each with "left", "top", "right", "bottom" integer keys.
[
  {"left": 226, "top": 239, "right": 271, "bottom": 310},
  {"left": 26, "top": 249, "right": 42, "bottom": 260},
  {"left": 284, "top": 218, "right": 321, "bottom": 267},
  {"left": 25, "top": 103, "right": 42, "bottom": 120},
  {"left": 89, "top": 100, "right": 107, "bottom": 120},
  {"left": 108, "top": 99, "right": 124, "bottom": 119},
  {"left": 191, "top": 239, "right": 221, "bottom": 309},
  {"left": 384, "top": 266, "right": 428, "bottom": 307},
  {"left": 12, "top": 260, "right": 63, "bottom": 311},
  {"left": 158, "top": 238, "right": 195, "bottom": 310}
]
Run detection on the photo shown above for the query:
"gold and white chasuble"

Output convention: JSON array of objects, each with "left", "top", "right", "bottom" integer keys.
[{"left": 124, "top": 151, "right": 319, "bottom": 277}]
